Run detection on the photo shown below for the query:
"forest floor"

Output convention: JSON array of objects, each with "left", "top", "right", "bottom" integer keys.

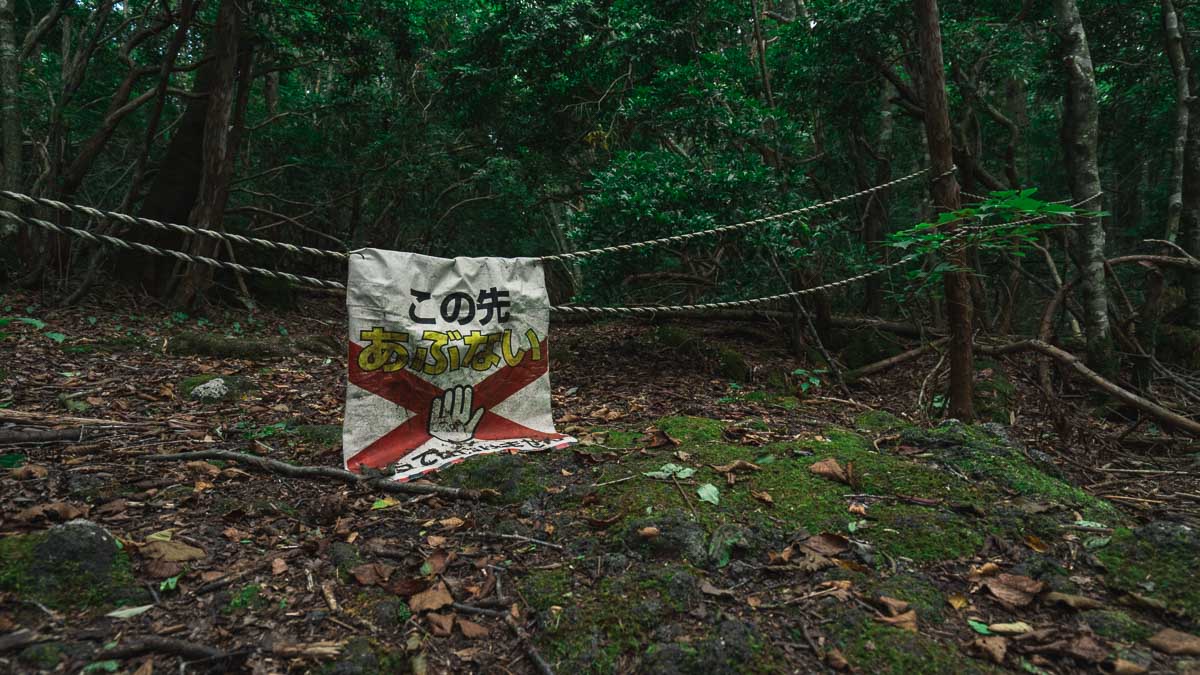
[{"left": 1, "top": 288, "right": 1199, "bottom": 675}]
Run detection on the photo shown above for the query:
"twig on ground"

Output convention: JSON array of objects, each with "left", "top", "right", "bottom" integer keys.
[
  {"left": 0, "top": 427, "right": 86, "bottom": 444},
  {"left": 671, "top": 473, "right": 698, "bottom": 518},
  {"left": 591, "top": 474, "right": 637, "bottom": 488},
  {"left": 463, "top": 532, "right": 564, "bottom": 550},
  {"left": 140, "top": 449, "right": 484, "bottom": 499},
  {"left": 505, "top": 614, "right": 555, "bottom": 675},
  {"left": 95, "top": 636, "right": 225, "bottom": 661}
]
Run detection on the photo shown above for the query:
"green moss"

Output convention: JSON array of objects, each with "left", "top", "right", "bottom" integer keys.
[
  {"left": 0, "top": 532, "right": 141, "bottom": 610},
  {"left": 522, "top": 568, "right": 572, "bottom": 612},
  {"left": 828, "top": 615, "right": 995, "bottom": 674},
  {"left": 439, "top": 453, "right": 548, "bottom": 504},
  {"left": 1097, "top": 527, "right": 1200, "bottom": 620},
  {"left": 604, "top": 430, "right": 642, "bottom": 448},
  {"left": 224, "top": 584, "right": 267, "bottom": 613},
  {"left": 855, "top": 410, "right": 909, "bottom": 433},
  {"left": 1079, "top": 609, "right": 1154, "bottom": 642},
  {"left": 658, "top": 416, "right": 725, "bottom": 444},
  {"left": 716, "top": 347, "right": 751, "bottom": 381}
]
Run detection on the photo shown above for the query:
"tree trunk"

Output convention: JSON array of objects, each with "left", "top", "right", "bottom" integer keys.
[
  {"left": 1162, "top": 0, "right": 1188, "bottom": 244},
  {"left": 173, "top": 0, "right": 247, "bottom": 307},
  {"left": 863, "top": 81, "right": 895, "bottom": 316},
  {"left": 914, "top": 0, "right": 973, "bottom": 421},
  {"left": 0, "top": 0, "right": 20, "bottom": 243},
  {"left": 1053, "top": 0, "right": 1113, "bottom": 370}
]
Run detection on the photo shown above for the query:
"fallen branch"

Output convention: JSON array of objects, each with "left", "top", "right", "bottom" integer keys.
[
  {"left": 96, "top": 636, "right": 225, "bottom": 661},
  {"left": 140, "top": 449, "right": 484, "bottom": 500},
  {"left": 505, "top": 615, "right": 555, "bottom": 675},
  {"left": 0, "top": 427, "right": 85, "bottom": 443},
  {"left": 844, "top": 338, "right": 948, "bottom": 381},
  {"left": 0, "top": 409, "right": 141, "bottom": 427},
  {"left": 976, "top": 339, "right": 1200, "bottom": 436}
]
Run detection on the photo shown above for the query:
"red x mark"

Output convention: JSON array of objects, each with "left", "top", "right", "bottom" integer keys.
[{"left": 345, "top": 339, "right": 564, "bottom": 470}]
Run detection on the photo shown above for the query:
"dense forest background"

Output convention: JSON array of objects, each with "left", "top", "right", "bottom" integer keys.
[{"left": 2, "top": 0, "right": 1200, "bottom": 420}]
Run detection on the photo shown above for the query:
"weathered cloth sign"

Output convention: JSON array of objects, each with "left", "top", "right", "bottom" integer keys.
[{"left": 344, "top": 249, "right": 574, "bottom": 481}]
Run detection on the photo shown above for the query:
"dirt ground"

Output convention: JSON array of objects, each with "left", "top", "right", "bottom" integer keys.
[{"left": 1, "top": 288, "right": 1199, "bottom": 674}]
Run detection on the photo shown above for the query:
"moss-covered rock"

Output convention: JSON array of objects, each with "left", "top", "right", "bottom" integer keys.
[
  {"left": 0, "top": 520, "right": 143, "bottom": 610},
  {"left": 1079, "top": 609, "right": 1154, "bottom": 643},
  {"left": 320, "top": 636, "right": 409, "bottom": 675},
  {"left": 18, "top": 642, "right": 65, "bottom": 670},
  {"left": 1097, "top": 522, "right": 1200, "bottom": 620}
]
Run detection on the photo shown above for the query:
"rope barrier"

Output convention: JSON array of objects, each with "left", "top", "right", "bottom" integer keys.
[
  {"left": 550, "top": 211, "right": 1067, "bottom": 316},
  {"left": 1, "top": 175, "right": 1094, "bottom": 312},
  {"left": 0, "top": 209, "right": 347, "bottom": 290},
  {"left": 0, "top": 190, "right": 349, "bottom": 261},
  {"left": 537, "top": 166, "right": 952, "bottom": 263}
]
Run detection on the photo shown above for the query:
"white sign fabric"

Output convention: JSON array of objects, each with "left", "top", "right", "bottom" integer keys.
[{"left": 343, "top": 249, "right": 574, "bottom": 482}]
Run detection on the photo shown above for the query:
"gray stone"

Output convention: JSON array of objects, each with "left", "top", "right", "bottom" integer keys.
[
  {"left": 190, "top": 377, "right": 230, "bottom": 401},
  {"left": 625, "top": 513, "right": 707, "bottom": 564},
  {"left": 32, "top": 520, "right": 120, "bottom": 589}
]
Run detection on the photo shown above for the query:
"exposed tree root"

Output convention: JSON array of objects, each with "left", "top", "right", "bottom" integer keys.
[
  {"left": 140, "top": 449, "right": 485, "bottom": 500},
  {"left": 845, "top": 338, "right": 948, "bottom": 382}
]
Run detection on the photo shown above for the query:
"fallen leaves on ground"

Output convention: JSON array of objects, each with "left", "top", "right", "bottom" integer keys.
[
  {"left": 808, "top": 457, "right": 849, "bottom": 484},
  {"left": 982, "top": 573, "right": 1044, "bottom": 607},
  {"left": 350, "top": 562, "right": 394, "bottom": 586},
  {"left": 1148, "top": 628, "right": 1200, "bottom": 655},
  {"left": 409, "top": 581, "right": 454, "bottom": 612}
]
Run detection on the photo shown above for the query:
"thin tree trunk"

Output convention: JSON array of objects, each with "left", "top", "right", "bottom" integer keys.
[
  {"left": 0, "top": 0, "right": 20, "bottom": 243},
  {"left": 1163, "top": 0, "right": 1188, "bottom": 244},
  {"left": 1053, "top": 0, "right": 1113, "bottom": 370},
  {"left": 914, "top": 0, "right": 974, "bottom": 421},
  {"left": 173, "top": 0, "right": 245, "bottom": 307},
  {"left": 864, "top": 81, "right": 895, "bottom": 316}
]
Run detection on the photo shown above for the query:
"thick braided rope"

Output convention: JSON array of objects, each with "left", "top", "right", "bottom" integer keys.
[
  {"left": 0, "top": 190, "right": 349, "bottom": 261},
  {"left": 0, "top": 209, "right": 346, "bottom": 290},
  {"left": 550, "top": 212, "right": 1065, "bottom": 316},
  {"left": 538, "top": 166, "right": 952, "bottom": 263}
]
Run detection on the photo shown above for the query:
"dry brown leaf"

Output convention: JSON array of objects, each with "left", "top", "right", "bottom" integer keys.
[
  {"left": 848, "top": 502, "right": 868, "bottom": 516},
  {"left": 971, "top": 636, "right": 1008, "bottom": 664},
  {"left": 826, "top": 647, "right": 850, "bottom": 671},
  {"left": 427, "top": 535, "right": 448, "bottom": 547},
  {"left": 409, "top": 581, "right": 454, "bottom": 612},
  {"left": 184, "top": 461, "right": 221, "bottom": 477},
  {"left": 222, "top": 527, "right": 250, "bottom": 542},
  {"left": 710, "top": 460, "right": 761, "bottom": 474},
  {"left": 767, "top": 545, "right": 795, "bottom": 565},
  {"left": 800, "top": 532, "right": 850, "bottom": 557},
  {"left": 386, "top": 577, "right": 429, "bottom": 598},
  {"left": 641, "top": 428, "right": 679, "bottom": 448},
  {"left": 458, "top": 618, "right": 489, "bottom": 639},
  {"left": 427, "top": 612, "right": 454, "bottom": 636},
  {"left": 131, "top": 660, "right": 154, "bottom": 675},
  {"left": 968, "top": 562, "right": 1001, "bottom": 581},
  {"left": 1148, "top": 628, "right": 1200, "bottom": 656},
  {"left": 875, "top": 609, "right": 918, "bottom": 632},
  {"left": 95, "top": 499, "right": 127, "bottom": 516},
  {"left": 1043, "top": 591, "right": 1104, "bottom": 611},
  {"left": 15, "top": 502, "right": 86, "bottom": 524},
  {"left": 11, "top": 464, "right": 48, "bottom": 480},
  {"left": 193, "top": 480, "right": 214, "bottom": 493},
  {"left": 139, "top": 540, "right": 206, "bottom": 563},
  {"left": 1024, "top": 534, "right": 1049, "bottom": 553},
  {"left": 350, "top": 562, "right": 395, "bottom": 586},
  {"left": 751, "top": 490, "right": 774, "bottom": 506},
  {"left": 808, "top": 457, "right": 849, "bottom": 484},
  {"left": 271, "top": 558, "right": 288, "bottom": 576},
  {"left": 878, "top": 596, "right": 910, "bottom": 617},
  {"left": 424, "top": 550, "right": 450, "bottom": 575},
  {"left": 438, "top": 517, "right": 465, "bottom": 530},
  {"left": 983, "top": 574, "right": 1045, "bottom": 607},
  {"left": 1108, "top": 658, "right": 1148, "bottom": 674},
  {"left": 638, "top": 527, "right": 660, "bottom": 539},
  {"left": 143, "top": 559, "right": 182, "bottom": 579}
]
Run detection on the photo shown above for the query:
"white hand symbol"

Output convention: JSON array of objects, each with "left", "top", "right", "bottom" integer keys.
[{"left": 428, "top": 385, "right": 485, "bottom": 443}]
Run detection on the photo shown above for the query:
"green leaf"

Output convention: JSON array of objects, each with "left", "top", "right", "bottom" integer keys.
[
  {"left": 1084, "top": 536, "right": 1111, "bottom": 550},
  {"left": 44, "top": 332, "right": 67, "bottom": 343},
  {"left": 674, "top": 467, "right": 696, "bottom": 479},
  {"left": 644, "top": 463, "right": 685, "bottom": 479},
  {"left": 1074, "top": 520, "right": 1106, "bottom": 529},
  {"left": 697, "top": 483, "right": 720, "bottom": 505},
  {"left": 372, "top": 497, "right": 399, "bottom": 510},
  {"left": 967, "top": 619, "right": 992, "bottom": 635},
  {"left": 0, "top": 453, "right": 26, "bottom": 468},
  {"left": 159, "top": 575, "right": 180, "bottom": 591},
  {"left": 16, "top": 317, "right": 46, "bottom": 329},
  {"left": 82, "top": 661, "right": 121, "bottom": 673}
]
